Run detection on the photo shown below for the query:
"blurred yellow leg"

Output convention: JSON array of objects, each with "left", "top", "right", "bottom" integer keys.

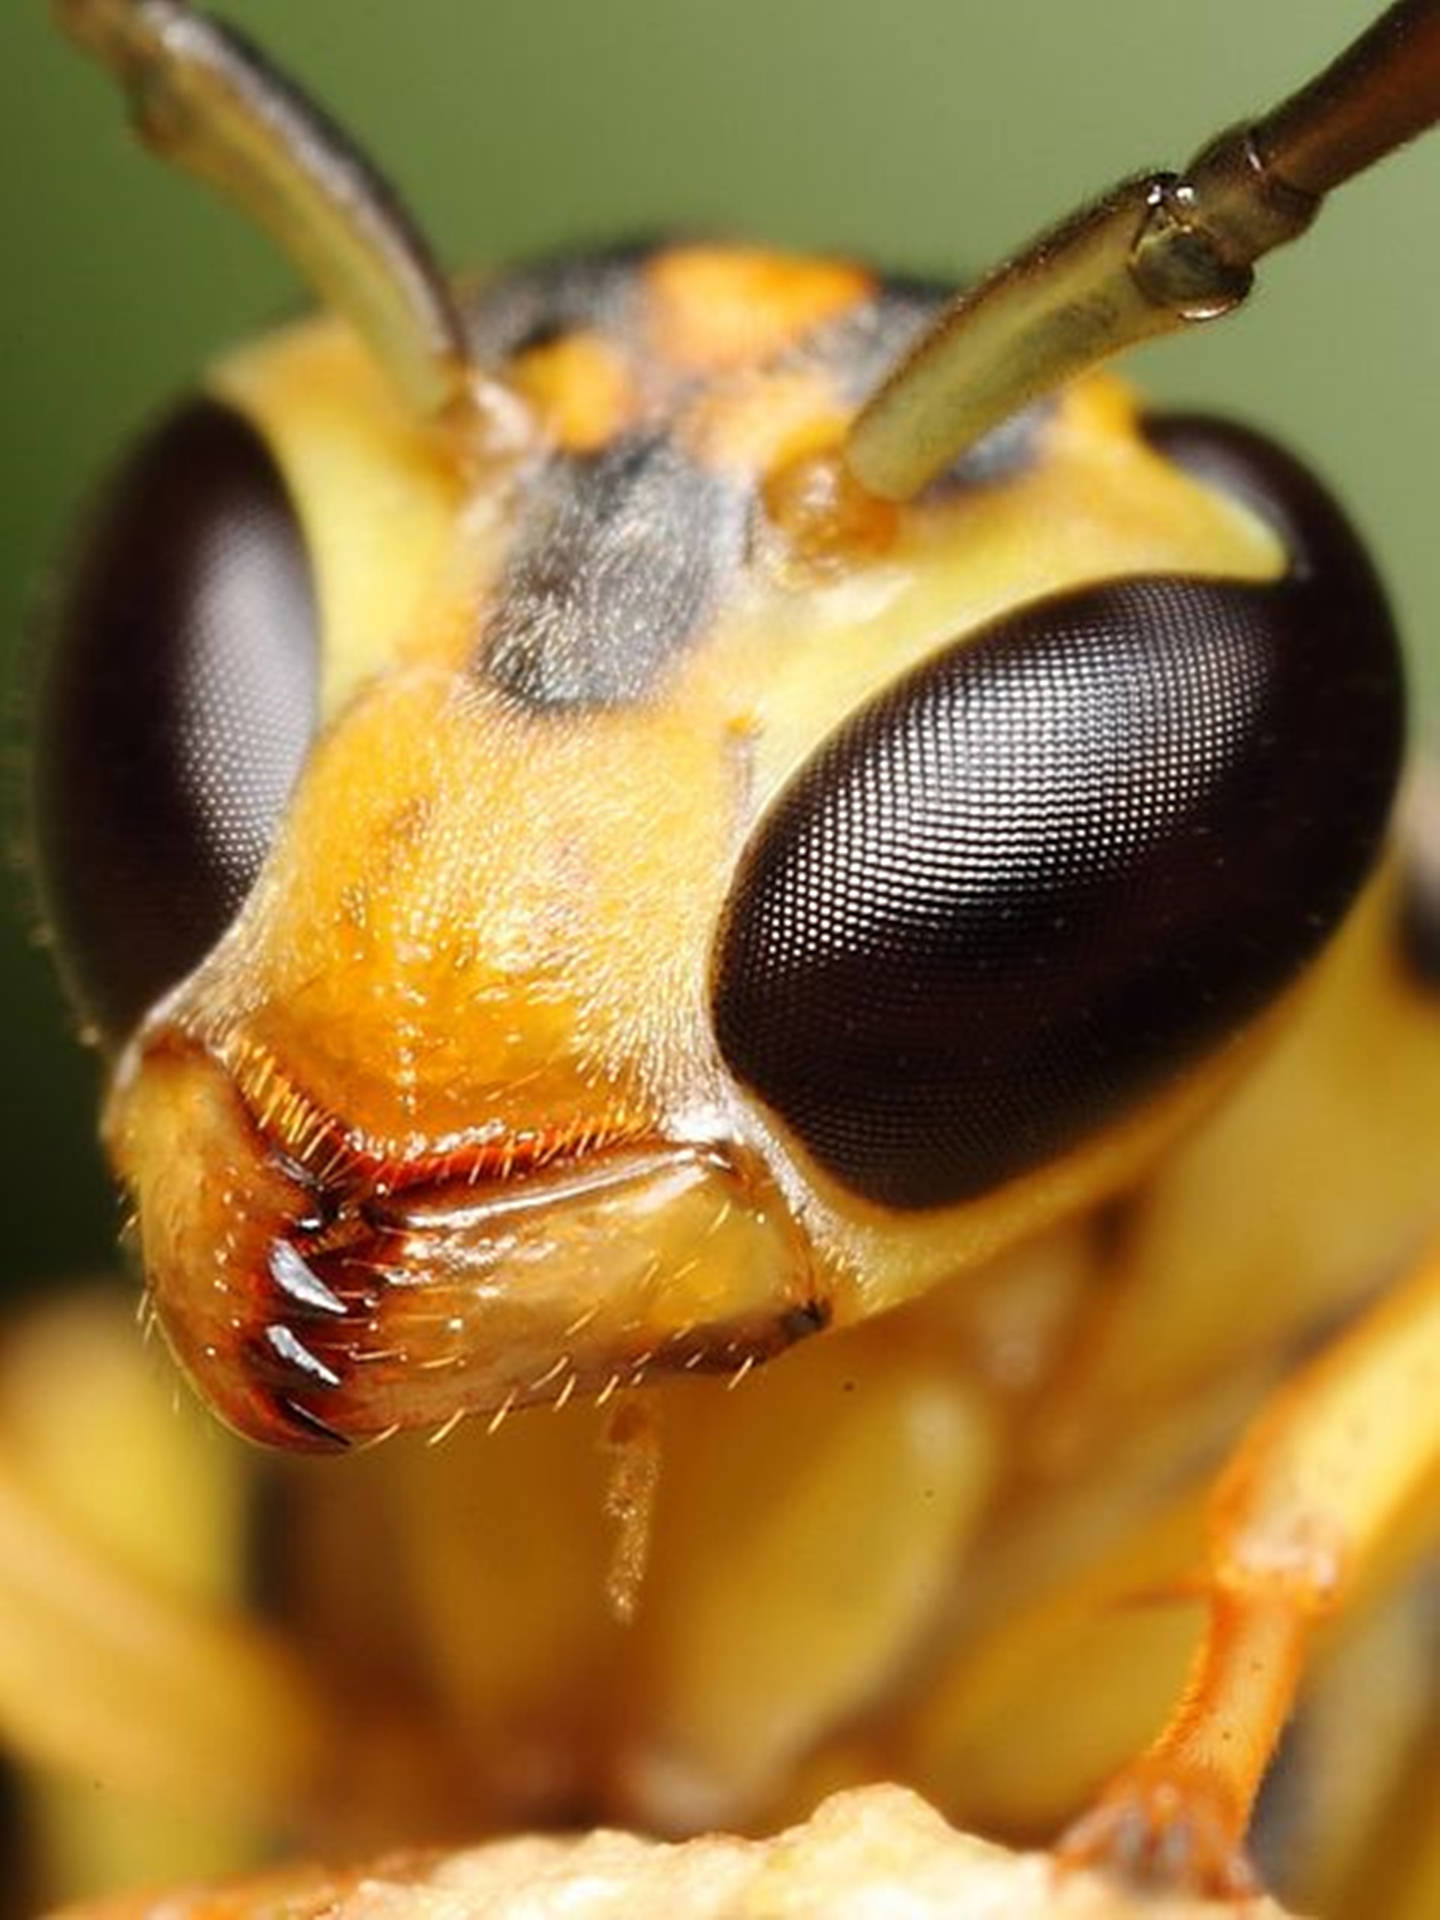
[
  {"left": 1062, "top": 1239, "right": 1440, "bottom": 1895},
  {"left": 0, "top": 1293, "right": 330, "bottom": 1900},
  {"left": 893, "top": 1504, "right": 1205, "bottom": 1840},
  {"left": 620, "top": 1306, "right": 1000, "bottom": 1832}
]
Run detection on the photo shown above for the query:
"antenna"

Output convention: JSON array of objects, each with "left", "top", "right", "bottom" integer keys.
[
  {"left": 56, "top": 0, "right": 526, "bottom": 455},
  {"left": 847, "top": 0, "right": 1440, "bottom": 500}
]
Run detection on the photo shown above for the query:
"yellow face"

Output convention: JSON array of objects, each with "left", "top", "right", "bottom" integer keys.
[{"left": 55, "top": 243, "right": 1369, "bottom": 1458}]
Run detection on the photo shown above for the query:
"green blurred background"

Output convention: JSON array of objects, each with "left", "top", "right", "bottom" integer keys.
[{"left": 2, "top": 0, "right": 1438, "bottom": 1288}]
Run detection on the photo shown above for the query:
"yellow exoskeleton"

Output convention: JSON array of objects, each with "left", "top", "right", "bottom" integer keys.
[{"left": 4, "top": 1, "right": 1440, "bottom": 1914}]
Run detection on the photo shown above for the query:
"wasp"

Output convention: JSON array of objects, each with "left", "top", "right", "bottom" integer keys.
[{"left": 3, "top": 1, "right": 1439, "bottom": 1914}]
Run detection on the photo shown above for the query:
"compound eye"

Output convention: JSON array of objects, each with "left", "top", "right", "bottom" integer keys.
[
  {"left": 712, "top": 420, "right": 1403, "bottom": 1211},
  {"left": 33, "top": 398, "right": 320, "bottom": 1048}
]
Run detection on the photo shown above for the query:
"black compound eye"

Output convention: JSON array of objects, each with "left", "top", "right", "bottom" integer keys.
[
  {"left": 713, "top": 418, "right": 1404, "bottom": 1211},
  {"left": 33, "top": 397, "right": 320, "bottom": 1048}
]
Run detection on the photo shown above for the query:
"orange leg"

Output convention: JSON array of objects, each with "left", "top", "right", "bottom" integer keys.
[{"left": 1060, "top": 1238, "right": 1440, "bottom": 1897}]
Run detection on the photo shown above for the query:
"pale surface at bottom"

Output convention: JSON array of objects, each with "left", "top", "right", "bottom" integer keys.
[{"left": 57, "top": 1785, "right": 1302, "bottom": 1920}]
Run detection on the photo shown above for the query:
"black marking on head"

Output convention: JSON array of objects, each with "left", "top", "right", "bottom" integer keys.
[
  {"left": 713, "top": 418, "right": 1402, "bottom": 1211},
  {"left": 802, "top": 274, "right": 1052, "bottom": 492},
  {"left": 33, "top": 396, "right": 320, "bottom": 1048},
  {"left": 463, "top": 242, "right": 654, "bottom": 362},
  {"left": 481, "top": 431, "right": 749, "bottom": 708}
]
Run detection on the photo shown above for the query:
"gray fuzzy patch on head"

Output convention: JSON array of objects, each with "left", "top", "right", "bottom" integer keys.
[{"left": 480, "top": 432, "right": 750, "bottom": 709}]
